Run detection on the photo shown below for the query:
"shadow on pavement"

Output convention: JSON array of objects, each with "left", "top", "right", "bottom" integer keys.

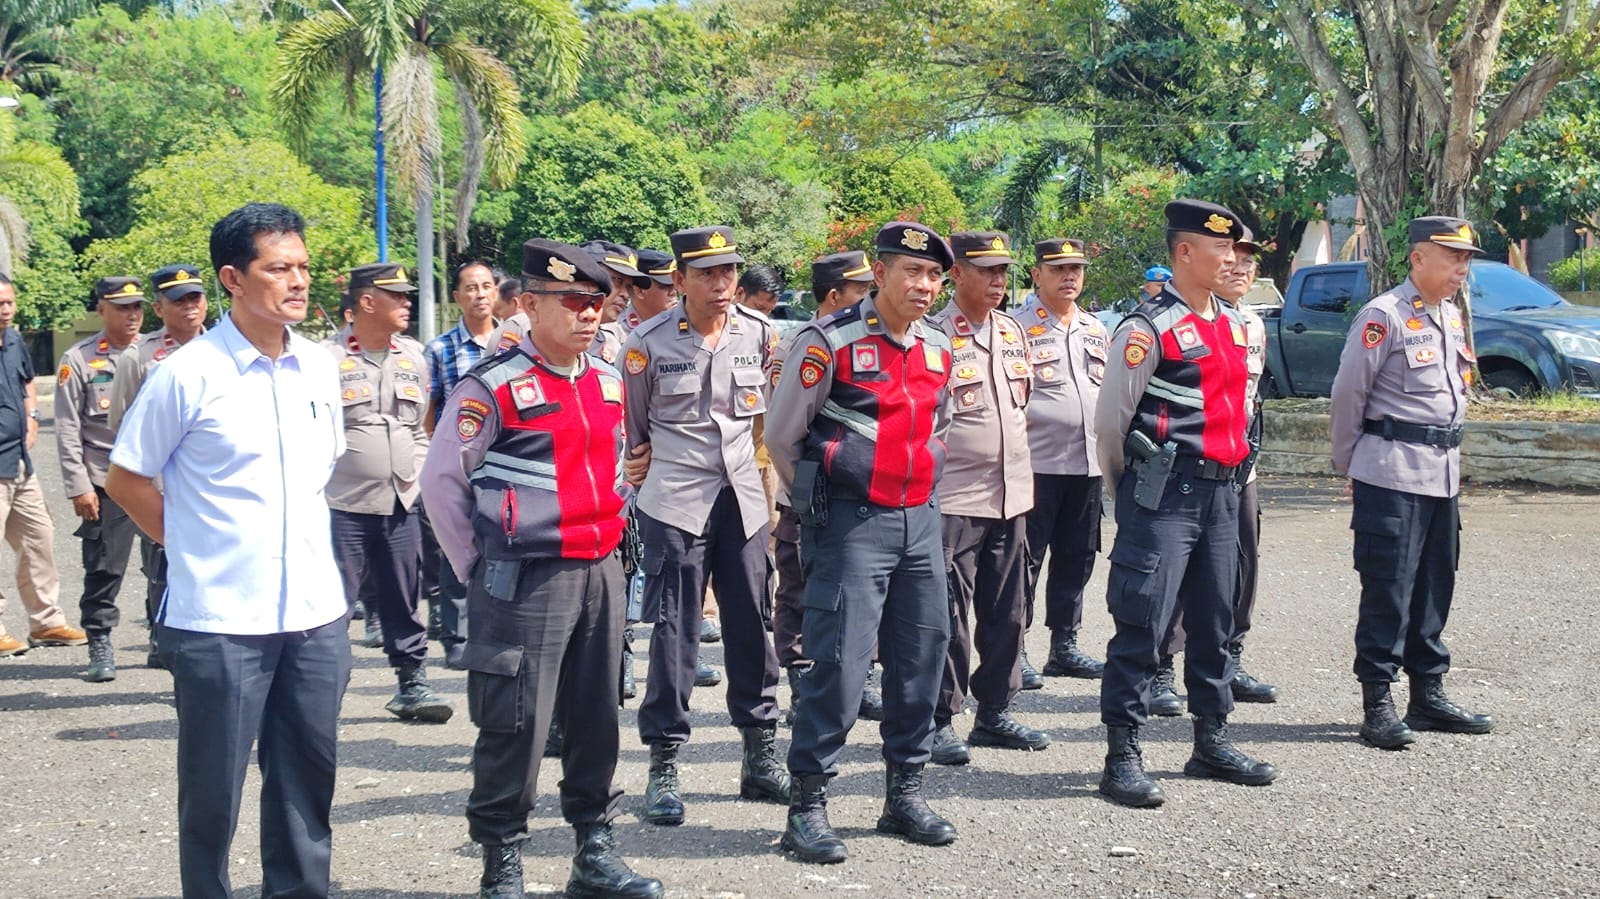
[
  {"left": 333, "top": 789, "right": 470, "bottom": 824},
  {"left": 338, "top": 736, "right": 472, "bottom": 772},
  {"left": 57, "top": 717, "right": 176, "bottom": 741},
  {"left": 1, "top": 689, "right": 172, "bottom": 712}
]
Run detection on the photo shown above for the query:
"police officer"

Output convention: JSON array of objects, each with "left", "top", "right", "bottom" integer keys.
[
  {"left": 621, "top": 225, "right": 787, "bottom": 825},
  {"left": 925, "top": 231, "right": 1049, "bottom": 766},
  {"left": 1330, "top": 216, "right": 1494, "bottom": 749},
  {"left": 107, "top": 264, "right": 209, "bottom": 669},
  {"left": 57, "top": 276, "right": 146, "bottom": 682},
  {"left": 324, "top": 263, "right": 452, "bottom": 723},
  {"left": 581, "top": 240, "right": 652, "bottom": 366},
  {"left": 1093, "top": 200, "right": 1277, "bottom": 808},
  {"left": 769, "top": 251, "right": 883, "bottom": 723},
  {"left": 1018, "top": 238, "right": 1110, "bottom": 683},
  {"left": 766, "top": 222, "right": 957, "bottom": 864},
  {"left": 420, "top": 240, "right": 662, "bottom": 899},
  {"left": 626, "top": 248, "right": 680, "bottom": 331}
]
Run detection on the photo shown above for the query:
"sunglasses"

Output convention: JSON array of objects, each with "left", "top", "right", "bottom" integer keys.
[{"left": 526, "top": 288, "right": 607, "bottom": 312}]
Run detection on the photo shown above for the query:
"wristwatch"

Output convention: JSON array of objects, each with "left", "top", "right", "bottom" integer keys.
[{"left": 28, "top": 410, "right": 39, "bottom": 420}]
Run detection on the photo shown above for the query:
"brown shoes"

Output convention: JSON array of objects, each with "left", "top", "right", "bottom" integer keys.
[
  {"left": 29, "top": 624, "right": 88, "bottom": 647},
  {"left": 0, "top": 633, "right": 27, "bottom": 656}
]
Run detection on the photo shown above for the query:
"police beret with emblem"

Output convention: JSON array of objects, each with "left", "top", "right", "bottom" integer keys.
[
  {"left": 950, "top": 231, "right": 1014, "bottom": 267},
  {"left": 1164, "top": 199, "right": 1244, "bottom": 241},
  {"left": 150, "top": 264, "right": 206, "bottom": 301},
  {"left": 812, "top": 250, "right": 875, "bottom": 286},
  {"left": 521, "top": 239, "right": 613, "bottom": 294},
  {"left": 1035, "top": 238, "right": 1091, "bottom": 267},
  {"left": 671, "top": 226, "right": 745, "bottom": 269},
  {"left": 93, "top": 276, "right": 147, "bottom": 306},
  {"left": 875, "top": 221, "right": 954, "bottom": 271},
  {"left": 636, "top": 248, "right": 677, "bottom": 285},
  {"left": 582, "top": 240, "right": 651, "bottom": 288},
  {"left": 1408, "top": 216, "right": 1484, "bottom": 253},
  {"left": 349, "top": 262, "right": 418, "bottom": 294}
]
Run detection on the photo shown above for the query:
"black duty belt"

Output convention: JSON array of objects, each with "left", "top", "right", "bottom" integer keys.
[
  {"left": 1362, "top": 418, "right": 1464, "bottom": 449},
  {"left": 1172, "top": 454, "right": 1239, "bottom": 481}
]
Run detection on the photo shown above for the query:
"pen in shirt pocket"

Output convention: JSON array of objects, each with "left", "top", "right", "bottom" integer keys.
[{"left": 310, "top": 401, "right": 317, "bottom": 418}]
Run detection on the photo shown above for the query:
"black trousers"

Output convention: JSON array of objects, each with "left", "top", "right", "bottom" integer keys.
[
  {"left": 160, "top": 617, "right": 352, "bottom": 899},
  {"left": 788, "top": 497, "right": 948, "bottom": 778},
  {"left": 463, "top": 555, "right": 625, "bottom": 845},
  {"left": 77, "top": 485, "right": 138, "bottom": 633},
  {"left": 637, "top": 487, "right": 779, "bottom": 746},
  {"left": 938, "top": 513, "right": 1027, "bottom": 721},
  {"left": 141, "top": 536, "right": 167, "bottom": 634},
  {"left": 1350, "top": 480, "right": 1458, "bottom": 683},
  {"left": 1023, "top": 474, "right": 1102, "bottom": 634},
  {"left": 1162, "top": 477, "right": 1261, "bottom": 656},
  {"left": 331, "top": 506, "right": 427, "bottom": 667},
  {"left": 1100, "top": 471, "right": 1237, "bottom": 727},
  {"left": 772, "top": 504, "right": 807, "bottom": 669},
  {"left": 419, "top": 501, "right": 467, "bottom": 648}
]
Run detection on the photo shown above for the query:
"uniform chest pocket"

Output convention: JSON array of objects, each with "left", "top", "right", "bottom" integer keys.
[
  {"left": 1086, "top": 345, "right": 1108, "bottom": 385},
  {"left": 340, "top": 376, "right": 375, "bottom": 408},
  {"left": 657, "top": 371, "right": 703, "bottom": 422},
  {"left": 86, "top": 380, "right": 113, "bottom": 417},
  {"left": 1401, "top": 346, "right": 1447, "bottom": 393},
  {"left": 730, "top": 366, "right": 766, "bottom": 418},
  {"left": 952, "top": 381, "right": 988, "bottom": 414},
  {"left": 393, "top": 379, "right": 425, "bottom": 424}
]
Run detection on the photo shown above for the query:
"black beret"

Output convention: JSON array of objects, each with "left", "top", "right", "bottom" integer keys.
[
  {"left": 1408, "top": 216, "right": 1484, "bottom": 253},
  {"left": 149, "top": 264, "right": 206, "bottom": 301},
  {"left": 950, "top": 231, "right": 1015, "bottom": 267},
  {"left": 635, "top": 248, "right": 677, "bottom": 285},
  {"left": 94, "top": 276, "right": 146, "bottom": 305},
  {"left": 349, "top": 262, "right": 418, "bottom": 294},
  {"left": 1034, "top": 238, "right": 1091, "bottom": 266},
  {"left": 582, "top": 240, "right": 651, "bottom": 287},
  {"left": 812, "top": 250, "right": 875, "bottom": 287},
  {"left": 875, "top": 221, "right": 954, "bottom": 271},
  {"left": 1164, "top": 199, "right": 1244, "bottom": 241},
  {"left": 521, "top": 239, "right": 614, "bottom": 294},
  {"left": 670, "top": 226, "right": 745, "bottom": 269}
]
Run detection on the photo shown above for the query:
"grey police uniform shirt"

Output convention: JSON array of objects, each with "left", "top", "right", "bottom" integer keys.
[
  {"left": 621, "top": 303, "right": 777, "bottom": 539},
  {"left": 1229, "top": 299, "right": 1267, "bottom": 485},
  {"left": 1018, "top": 295, "right": 1107, "bottom": 477},
  {"left": 927, "top": 304, "right": 1034, "bottom": 520},
  {"left": 321, "top": 328, "right": 431, "bottom": 514},
  {"left": 1329, "top": 278, "right": 1471, "bottom": 499},
  {"left": 490, "top": 311, "right": 623, "bottom": 365},
  {"left": 108, "top": 326, "right": 202, "bottom": 431},
  {"left": 56, "top": 331, "right": 132, "bottom": 498}
]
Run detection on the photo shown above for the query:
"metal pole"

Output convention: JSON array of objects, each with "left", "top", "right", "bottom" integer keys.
[{"left": 374, "top": 67, "right": 388, "bottom": 262}]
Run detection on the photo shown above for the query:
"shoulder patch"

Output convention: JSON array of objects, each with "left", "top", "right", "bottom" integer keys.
[
  {"left": 1362, "top": 321, "right": 1387, "bottom": 349},
  {"left": 58, "top": 364, "right": 72, "bottom": 384},
  {"left": 1124, "top": 341, "right": 1148, "bottom": 368},
  {"left": 798, "top": 358, "right": 825, "bottom": 388},
  {"left": 624, "top": 348, "right": 648, "bottom": 375}
]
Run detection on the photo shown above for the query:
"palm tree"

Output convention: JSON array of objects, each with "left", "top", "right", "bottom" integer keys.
[
  {"left": 0, "top": 96, "right": 78, "bottom": 274},
  {"left": 1, "top": 0, "right": 93, "bottom": 91},
  {"left": 270, "top": 0, "right": 585, "bottom": 340}
]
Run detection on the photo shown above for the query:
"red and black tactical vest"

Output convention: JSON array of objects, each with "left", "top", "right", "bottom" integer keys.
[
  {"left": 1127, "top": 290, "right": 1250, "bottom": 466},
  {"left": 465, "top": 350, "right": 627, "bottom": 561},
  {"left": 805, "top": 304, "right": 952, "bottom": 507}
]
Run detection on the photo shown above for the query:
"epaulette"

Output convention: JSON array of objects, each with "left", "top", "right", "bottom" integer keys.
[{"left": 631, "top": 308, "right": 677, "bottom": 339}]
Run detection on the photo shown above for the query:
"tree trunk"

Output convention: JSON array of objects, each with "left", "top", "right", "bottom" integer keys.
[{"left": 416, "top": 186, "right": 436, "bottom": 343}]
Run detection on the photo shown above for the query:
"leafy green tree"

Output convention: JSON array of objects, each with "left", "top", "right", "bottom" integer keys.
[
  {"left": 698, "top": 107, "right": 834, "bottom": 272},
  {"left": 0, "top": 92, "right": 74, "bottom": 270},
  {"left": 80, "top": 135, "right": 369, "bottom": 317},
  {"left": 271, "top": 0, "right": 586, "bottom": 339},
  {"left": 0, "top": 0, "right": 92, "bottom": 89},
  {"left": 496, "top": 103, "right": 717, "bottom": 257},
  {"left": 1049, "top": 168, "right": 1185, "bottom": 308},
  {"left": 831, "top": 150, "right": 966, "bottom": 249},
  {"left": 0, "top": 89, "right": 83, "bottom": 328}
]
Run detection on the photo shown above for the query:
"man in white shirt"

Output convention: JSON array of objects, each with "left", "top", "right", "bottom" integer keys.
[{"left": 106, "top": 203, "right": 352, "bottom": 898}]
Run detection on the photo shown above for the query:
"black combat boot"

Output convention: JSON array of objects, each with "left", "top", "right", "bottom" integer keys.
[
  {"left": 781, "top": 774, "right": 847, "bottom": 864},
  {"left": 643, "top": 744, "right": 685, "bottom": 826},
  {"left": 929, "top": 721, "right": 971, "bottom": 766},
  {"left": 694, "top": 655, "right": 722, "bottom": 687},
  {"left": 877, "top": 763, "right": 957, "bottom": 846},
  {"left": 969, "top": 704, "right": 1052, "bottom": 751},
  {"left": 1228, "top": 643, "right": 1279, "bottom": 703},
  {"left": 566, "top": 823, "right": 664, "bottom": 899},
  {"left": 1098, "top": 725, "right": 1165, "bottom": 808},
  {"left": 621, "top": 625, "right": 637, "bottom": 701},
  {"left": 739, "top": 723, "right": 791, "bottom": 802},
  {"left": 1183, "top": 715, "right": 1278, "bottom": 786},
  {"left": 385, "top": 662, "right": 455, "bottom": 723},
  {"left": 1018, "top": 648, "right": 1045, "bottom": 690},
  {"left": 84, "top": 631, "right": 116, "bottom": 683},
  {"left": 1405, "top": 673, "right": 1494, "bottom": 734},
  {"left": 1359, "top": 682, "right": 1416, "bottom": 749},
  {"left": 544, "top": 722, "right": 564, "bottom": 758},
  {"left": 858, "top": 664, "right": 885, "bottom": 721},
  {"left": 1042, "top": 629, "right": 1105, "bottom": 678},
  {"left": 1149, "top": 656, "right": 1183, "bottom": 717},
  {"left": 477, "top": 842, "right": 522, "bottom": 899}
]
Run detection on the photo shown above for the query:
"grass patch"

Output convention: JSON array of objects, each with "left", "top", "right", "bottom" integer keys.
[{"left": 1469, "top": 391, "right": 1600, "bottom": 422}]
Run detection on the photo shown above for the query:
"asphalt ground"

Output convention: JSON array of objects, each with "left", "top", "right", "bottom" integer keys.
[{"left": 2, "top": 414, "right": 1598, "bottom": 898}]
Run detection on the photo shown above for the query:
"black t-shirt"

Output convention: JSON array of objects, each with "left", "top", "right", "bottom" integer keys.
[{"left": 0, "top": 327, "right": 36, "bottom": 476}]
